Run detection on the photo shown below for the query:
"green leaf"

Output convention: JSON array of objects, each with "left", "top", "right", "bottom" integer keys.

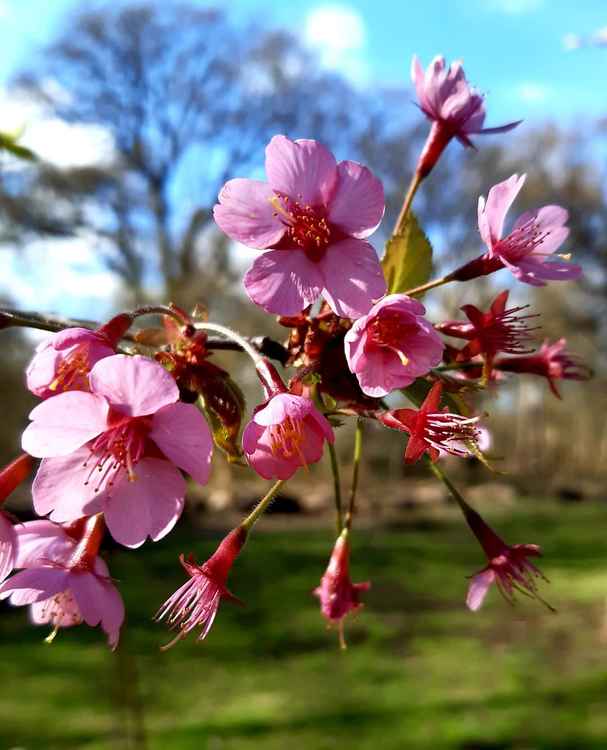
[
  {"left": 381, "top": 211, "right": 432, "bottom": 295},
  {"left": 0, "top": 130, "right": 37, "bottom": 162}
]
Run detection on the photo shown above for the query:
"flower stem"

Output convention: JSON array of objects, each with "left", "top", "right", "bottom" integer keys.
[
  {"left": 131, "top": 304, "right": 190, "bottom": 326},
  {"left": 196, "top": 322, "right": 263, "bottom": 367},
  {"left": 426, "top": 458, "right": 472, "bottom": 519},
  {"left": 241, "top": 480, "right": 284, "bottom": 531},
  {"left": 344, "top": 418, "right": 364, "bottom": 531},
  {"left": 403, "top": 272, "right": 455, "bottom": 297},
  {"left": 327, "top": 440, "right": 343, "bottom": 534},
  {"left": 393, "top": 170, "right": 423, "bottom": 236}
]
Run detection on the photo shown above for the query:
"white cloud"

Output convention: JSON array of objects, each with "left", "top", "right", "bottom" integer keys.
[
  {"left": 562, "top": 33, "right": 582, "bottom": 51},
  {"left": 304, "top": 4, "right": 369, "bottom": 85},
  {"left": 485, "top": 0, "right": 544, "bottom": 14},
  {"left": 0, "top": 237, "right": 120, "bottom": 320},
  {"left": 517, "top": 82, "right": 551, "bottom": 103},
  {"left": 0, "top": 87, "right": 114, "bottom": 169}
]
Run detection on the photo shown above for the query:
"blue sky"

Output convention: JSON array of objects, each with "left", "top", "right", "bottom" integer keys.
[
  {"left": 0, "top": 0, "right": 605, "bottom": 319},
  {"left": 2, "top": 0, "right": 606, "bottom": 125}
]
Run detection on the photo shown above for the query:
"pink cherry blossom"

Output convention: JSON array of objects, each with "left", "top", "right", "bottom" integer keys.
[
  {"left": 0, "top": 453, "right": 35, "bottom": 582},
  {"left": 156, "top": 526, "right": 247, "bottom": 648},
  {"left": 344, "top": 294, "right": 444, "bottom": 398},
  {"left": 452, "top": 174, "right": 581, "bottom": 286},
  {"left": 0, "top": 518, "right": 124, "bottom": 648},
  {"left": 21, "top": 354, "right": 213, "bottom": 548},
  {"left": 0, "top": 512, "right": 16, "bottom": 583},
  {"left": 411, "top": 55, "right": 520, "bottom": 177},
  {"left": 213, "top": 135, "right": 386, "bottom": 318},
  {"left": 25, "top": 315, "right": 132, "bottom": 398},
  {"left": 461, "top": 502, "right": 551, "bottom": 612},
  {"left": 495, "top": 338, "right": 592, "bottom": 398},
  {"left": 242, "top": 392, "right": 334, "bottom": 480},
  {"left": 314, "top": 531, "right": 370, "bottom": 649},
  {"left": 379, "top": 381, "right": 480, "bottom": 463}
]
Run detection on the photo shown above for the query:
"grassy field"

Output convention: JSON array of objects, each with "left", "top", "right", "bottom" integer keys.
[{"left": 2, "top": 500, "right": 607, "bottom": 750}]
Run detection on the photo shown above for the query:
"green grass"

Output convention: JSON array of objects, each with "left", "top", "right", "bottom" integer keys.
[{"left": 2, "top": 501, "right": 607, "bottom": 749}]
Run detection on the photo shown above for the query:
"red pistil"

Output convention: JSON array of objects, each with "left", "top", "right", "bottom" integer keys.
[
  {"left": 49, "top": 344, "right": 93, "bottom": 393},
  {"left": 369, "top": 312, "right": 420, "bottom": 364},
  {"left": 83, "top": 414, "right": 150, "bottom": 492},
  {"left": 271, "top": 194, "right": 331, "bottom": 262}
]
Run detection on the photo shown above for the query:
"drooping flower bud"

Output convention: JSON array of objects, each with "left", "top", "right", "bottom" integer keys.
[
  {"left": 314, "top": 530, "right": 370, "bottom": 649},
  {"left": 155, "top": 526, "right": 247, "bottom": 648}
]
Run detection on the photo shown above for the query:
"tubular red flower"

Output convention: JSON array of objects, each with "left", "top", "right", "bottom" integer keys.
[
  {"left": 436, "top": 290, "right": 539, "bottom": 378},
  {"left": 314, "top": 530, "right": 370, "bottom": 649},
  {"left": 461, "top": 502, "right": 551, "bottom": 612},
  {"left": 379, "top": 381, "right": 480, "bottom": 463},
  {"left": 494, "top": 338, "right": 592, "bottom": 398},
  {"left": 156, "top": 526, "right": 247, "bottom": 648}
]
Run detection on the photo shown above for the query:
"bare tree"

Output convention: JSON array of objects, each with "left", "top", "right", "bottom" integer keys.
[{"left": 10, "top": 2, "right": 371, "bottom": 305}]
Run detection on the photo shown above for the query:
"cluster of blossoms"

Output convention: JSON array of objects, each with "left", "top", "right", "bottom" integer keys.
[{"left": 0, "top": 54, "right": 590, "bottom": 651}]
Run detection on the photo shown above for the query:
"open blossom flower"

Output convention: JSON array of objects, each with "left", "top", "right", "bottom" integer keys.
[
  {"left": 436, "top": 290, "right": 538, "bottom": 378},
  {"left": 156, "top": 526, "right": 247, "bottom": 648},
  {"left": 314, "top": 530, "right": 370, "bottom": 649},
  {"left": 213, "top": 135, "right": 386, "bottom": 318},
  {"left": 411, "top": 55, "right": 520, "bottom": 177},
  {"left": 461, "top": 502, "right": 551, "bottom": 612},
  {"left": 243, "top": 392, "right": 334, "bottom": 480},
  {"left": 495, "top": 338, "right": 592, "bottom": 398},
  {"left": 0, "top": 518, "right": 124, "bottom": 648},
  {"left": 25, "top": 315, "right": 131, "bottom": 399},
  {"left": 452, "top": 174, "right": 581, "bottom": 286},
  {"left": 0, "top": 454, "right": 34, "bottom": 582},
  {"left": 0, "top": 513, "right": 16, "bottom": 583},
  {"left": 344, "top": 294, "right": 444, "bottom": 398},
  {"left": 379, "top": 381, "right": 480, "bottom": 463},
  {"left": 22, "top": 354, "right": 213, "bottom": 548}
]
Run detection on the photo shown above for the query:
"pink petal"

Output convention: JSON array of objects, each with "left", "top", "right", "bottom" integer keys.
[
  {"left": 355, "top": 349, "right": 409, "bottom": 398},
  {"left": 25, "top": 343, "right": 61, "bottom": 397},
  {"left": 319, "top": 238, "right": 387, "bottom": 319},
  {"left": 30, "top": 591, "right": 81, "bottom": 627},
  {"left": 265, "top": 135, "right": 337, "bottom": 206},
  {"left": 213, "top": 178, "right": 285, "bottom": 249},
  {"left": 410, "top": 54, "right": 426, "bottom": 104},
  {"left": 89, "top": 354, "right": 178, "bottom": 417},
  {"left": 482, "top": 174, "right": 526, "bottom": 246},
  {"left": 343, "top": 321, "right": 368, "bottom": 372},
  {"left": 14, "top": 520, "right": 75, "bottom": 568},
  {"left": 466, "top": 569, "right": 496, "bottom": 611},
  {"left": 102, "top": 458, "right": 186, "bottom": 548},
  {"left": 150, "top": 402, "right": 213, "bottom": 486},
  {"left": 68, "top": 571, "right": 105, "bottom": 626},
  {"left": 0, "top": 512, "right": 17, "bottom": 582},
  {"left": 305, "top": 408, "right": 335, "bottom": 444},
  {"left": 22, "top": 391, "right": 109, "bottom": 457},
  {"left": 242, "top": 422, "right": 300, "bottom": 480},
  {"left": 253, "top": 393, "right": 313, "bottom": 427},
  {"left": 32, "top": 449, "right": 105, "bottom": 522},
  {"left": 510, "top": 259, "right": 581, "bottom": 285},
  {"left": 244, "top": 249, "right": 323, "bottom": 315},
  {"left": 327, "top": 161, "right": 385, "bottom": 239},
  {"left": 0, "top": 567, "right": 68, "bottom": 604}
]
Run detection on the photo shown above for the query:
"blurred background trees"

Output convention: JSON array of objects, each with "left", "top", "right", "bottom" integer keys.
[{"left": 0, "top": 0, "right": 604, "bottom": 492}]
